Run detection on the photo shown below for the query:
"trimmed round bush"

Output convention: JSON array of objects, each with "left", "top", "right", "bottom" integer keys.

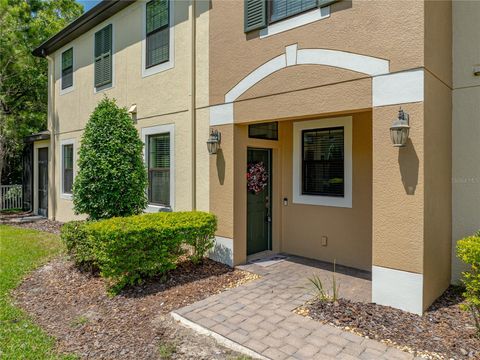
[{"left": 73, "top": 97, "right": 147, "bottom": 220}]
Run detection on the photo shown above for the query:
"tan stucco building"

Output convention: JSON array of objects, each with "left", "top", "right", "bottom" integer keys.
[{"left": 30, "top": 0, "right": 479, "bottom": 315}]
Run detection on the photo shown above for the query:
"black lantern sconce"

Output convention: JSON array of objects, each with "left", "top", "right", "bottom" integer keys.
[
  {"left": 207, "top": 129, "right": 221, "bottom": 155},
  {"left": 390, "top": 108, "right": 410, "bottom": 147}
]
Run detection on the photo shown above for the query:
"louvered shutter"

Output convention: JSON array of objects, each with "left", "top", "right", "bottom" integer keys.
[
  {"left": 94, "top": 24, "right": 112, "bottom": 88},
  {"left": 244, "top": 0, "right": 267, "bottom": 33}
]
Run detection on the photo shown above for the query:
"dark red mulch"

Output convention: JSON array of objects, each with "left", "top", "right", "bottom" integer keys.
[
  {"left": 14, "top": 257, "right": 257, "bottom": 359},
  {"left": 304, "top": 286, "right": 479, "bottom": 359}
]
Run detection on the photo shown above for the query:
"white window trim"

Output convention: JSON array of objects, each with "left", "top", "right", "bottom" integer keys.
[
  {"left": 141, "top": 0, "right": 175, "bottom": 78},
  {"left": 59, "top": 46, "right": 75, "bottom": 96},
  {"left": 93, "top": 22, "right": 115, "bottom": 94},
  {"left": 292, "top": 116, "right": 352, "bottom": 208},
  {"left": 259, "top": 5, "right": 330, "bottom": 39},
  {"left": 141, "top": 124, "right": 175, "bottom": 212},
  {"left": 60, "top": 138, "right": 76, "bottom": 200}
]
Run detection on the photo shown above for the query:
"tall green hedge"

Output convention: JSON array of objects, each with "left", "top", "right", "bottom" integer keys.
[
  {"left": 73, "top": 98, "right": 147, "bottom": 220},
  {"left": 61, "top": 212, "right": 217, "bottom": 293}
]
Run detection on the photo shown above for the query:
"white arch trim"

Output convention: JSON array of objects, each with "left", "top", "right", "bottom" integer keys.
[
  {"left": 210, "top": 45, "right": 424, "bottom": 126},
  {"left": 224, "top": 44, "right": 390, "bottom": 103}
]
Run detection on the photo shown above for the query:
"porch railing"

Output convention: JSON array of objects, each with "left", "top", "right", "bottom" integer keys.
[{"left": 0, "top": 185, "right": 23, "bottom": 211}]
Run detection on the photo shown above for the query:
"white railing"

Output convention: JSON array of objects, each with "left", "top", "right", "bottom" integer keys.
[{"left": 0, "top": 185, "right": 23, "bottom": 210}]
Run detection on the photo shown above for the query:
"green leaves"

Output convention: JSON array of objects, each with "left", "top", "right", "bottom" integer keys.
[
  {"left": 73, "top": 98, "right": 148, "bottom": 220},
  {"left": 457, "top": 233, "right": 480, "bottom": 334},
  {"left": 61, "top": 212, "right": 218, "bottom": 293}
]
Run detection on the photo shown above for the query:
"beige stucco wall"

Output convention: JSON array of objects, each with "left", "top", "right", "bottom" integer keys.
[
  {"left": 452, "top": 0, "right": 480, "bottom": 281},
  {"left": 47, "top": 1, "right": 210, "bottom": 221}
]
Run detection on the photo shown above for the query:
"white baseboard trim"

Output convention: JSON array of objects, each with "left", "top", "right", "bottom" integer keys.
[
  {"left": 209, "top": 236, "right": 234, "bottom": 267},
  {"left": 171, "top": 312, "right": 268, "bottom": 360},
  {"left": 372, "top": 265, "right": 424, "bottom": 315}
]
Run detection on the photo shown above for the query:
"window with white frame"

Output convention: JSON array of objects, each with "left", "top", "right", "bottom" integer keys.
[
  {"left": 61, "top": 47, "right": 73, "bottom": 90},
  {"left": 61, "top": 140, "right": 75, "bottom": 196},
  {"left": 146, "top": 0, "right": 169, "bottom": 68},
  {"left": 293, "top": 117, "right": 352, "bottom": 207},
  {"left": 142, "top": 124, "right": 174, "bottom": 210}
]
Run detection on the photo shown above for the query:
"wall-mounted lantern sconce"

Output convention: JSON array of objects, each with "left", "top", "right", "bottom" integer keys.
[
  {"left": 128, "top": 104, "right": 137, "bottom": 122},
  {"left": 390, "top": 108, "right": 410, "bottom": 147},
  {"left": 207, "top": 129, "right": 221, "bottom": 155}
]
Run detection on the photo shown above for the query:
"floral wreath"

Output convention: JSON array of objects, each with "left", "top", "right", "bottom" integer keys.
[{"left": 247, "top": 161, "right": 268, "bottom": 194}]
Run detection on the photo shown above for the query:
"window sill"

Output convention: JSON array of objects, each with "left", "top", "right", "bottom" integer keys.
[
  {"left": 142, "top": 59, "right": 174, "bottom": 78},
  {"left": 94, "top": 83, "right": 113, "bottom": 94},
  {"left": 292, "top": 194, "right": 351, "bottom": 208},
  {"left": 260, "top": 6, "right": 330, "bottom": 38},
  {"left": 60, "top": 193, "right": 73, "bottom": 201},
  {"left": 60, "top": 86, "right": 75, "bottom": 96},
  {"left": 145, "top": 204, "right": 172, "bottom": 213}
]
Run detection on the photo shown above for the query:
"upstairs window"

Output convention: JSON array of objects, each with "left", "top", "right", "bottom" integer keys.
[
  {"left": 146, "top": 0, "right": 169, "bottom": 68},
  {"left": 270, "top": 0, "right": 317, "bottom": 23},
  {"left": 94, "top": 24, "right": 112, "bottom": 89},
  {"left": 147, "top": 132, "right": 170, "bottom": 206},
  {"left": 61, "top": 48, "right": 73, "bottom": 90},
  {"left": 61, "top": 142, "right": 74, "bottom": 196},
  {"left": 302, "top": 127, "right": 344, "bottom": 197}
]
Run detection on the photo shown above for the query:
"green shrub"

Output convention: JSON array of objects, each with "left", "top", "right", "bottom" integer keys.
[
  {"left": 457, "top": 232, "right": 480, "bottom": 334},
  {"left": 73, "top": 97, "right": 147, "bottom": 220},
  {"left": 85, "top": 211, "right": 217, "bottom": 293},
  {"left": 61, "top": 221, "right": 96, "bottom": 269}
]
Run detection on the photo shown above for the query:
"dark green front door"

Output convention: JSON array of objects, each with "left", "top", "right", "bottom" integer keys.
[{"left": 247, "top": 148, "right": 272, "bottom": 255}]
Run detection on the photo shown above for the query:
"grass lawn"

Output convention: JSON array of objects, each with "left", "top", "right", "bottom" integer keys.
[{"left": 0, "top": 225, "right": 75, "bottom": 359}]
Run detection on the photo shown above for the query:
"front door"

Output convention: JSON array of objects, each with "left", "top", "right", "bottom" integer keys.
[
  {"left": 247, "top": 148, "right": 272, "bottom": 255},
  {"left": 38, "top": 147, "right": 48, "bottom": 217}
]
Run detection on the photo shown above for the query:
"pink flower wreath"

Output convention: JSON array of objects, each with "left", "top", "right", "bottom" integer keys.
[{"left": 247, "top": 162, "right": 268, "bottom": 194}]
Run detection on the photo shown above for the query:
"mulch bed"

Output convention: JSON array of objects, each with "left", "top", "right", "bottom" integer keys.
[
  {"left": 8, "top": 219, "right": 64, "bottom": 234},
  {"left": 300, "top": 286, "right": 479, "bottom": 359},
  {"left": 14, "top": 257, "right": 258, "bottom": 359}
]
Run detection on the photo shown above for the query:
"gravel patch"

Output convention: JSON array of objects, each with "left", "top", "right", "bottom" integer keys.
[
  {"left": 299, "top": 286, "right": 479, "bottom": 359},
  {"left": 14, "top": 257, "right": 258, "bottom": 359}
]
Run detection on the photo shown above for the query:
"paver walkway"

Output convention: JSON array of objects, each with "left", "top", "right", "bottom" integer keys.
[{"left": 172, "top": 256, "right": 417, "bottom": 360}]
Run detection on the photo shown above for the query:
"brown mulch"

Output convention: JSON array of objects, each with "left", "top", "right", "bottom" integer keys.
[
  {"left": 301, "top": 286, "right": 479, "bottom": 359},
  {"left": 8, "top": 219, "right": 64, "bottom": 234},
  {"left": 14, "top": 257, "right": 258, "bottom": 359}
]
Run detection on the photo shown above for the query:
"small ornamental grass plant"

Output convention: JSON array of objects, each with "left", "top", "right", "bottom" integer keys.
[
  {"left": 308, "top": 261, "right": 340, "bottom": 303},
  {"left": 457, "top": 230, "right": 480, "bottom": 335},
  {"left": 61, "top": 212, "right": 217, "bottom": 293}
]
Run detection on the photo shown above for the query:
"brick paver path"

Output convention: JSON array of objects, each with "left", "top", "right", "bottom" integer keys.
[{"left": 173, "top": 256, "right": 416, "bottom": 360}]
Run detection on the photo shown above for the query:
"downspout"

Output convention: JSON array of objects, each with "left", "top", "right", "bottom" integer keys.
[
  {"left": 190, "top": 0, "right": 197, "bottom": 210},
  {"left": 45, "top": 52, "right": 56, "bottom": 220}
]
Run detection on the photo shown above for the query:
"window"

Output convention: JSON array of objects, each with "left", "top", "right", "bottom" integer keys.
[
  {"left": 270, "top": 0, "right": 318, "bottom": 23},
  {"left": 292, "top": 117, "right": 352, "bottom": 207},
  {"left": 94, "top": 24, "right": 112, "bottom": 89},
  {"left": 249, "top": 122, "right": 278, "bottom": 140},
  {"left": 147, "top": 133, "right": 170, "bottom": 206},
  {"left": 62, "top": 142, "right": 74, "bottom": 196},
  {"left": 146, "top": 0, "right": 169, "bottom": 68},
  {"left": 61, "top": 48, "right": 73, "bottom": 90},
  {"left": 302, "top": 127, "right": 344, "bottom": 197}
]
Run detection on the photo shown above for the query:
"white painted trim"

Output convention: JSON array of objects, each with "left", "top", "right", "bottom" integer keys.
[
  {"left": 297, "top": 49, "right": 389, "bottom": 76},
  {"left": 225, "top": 54, "right": 286, "bottom": 103},
  {"left": 372, "top": 69, "right": 424, "bottom": 107},
  {"left": 141, "top": 0, "right": 175, "bottom": 78},
  {"left": 209, "top": 236, "right": 234, "bottom": 267},
  {"left": 59, "top": 46, "right": 75, "bottom": 96},
  {"left": 285, "top": 44, "right": 298, "bottom": 67},
  {"left": 209, "top": 103, "right": 234, "bottom": 126},
  {"left": 93, "top": 22, "right": 115, "bottom": 94},
  {"left": 372, "top": 265, "right": 424, "bottom": 315},
  {"left": 292, "top": 117, "right": 353, "bottom": 208},
  {"left": 141, "top": 124, "right": 175, "bottom": 212},
  {"left": 171, "top": 312, "right": 268, "bottom": 360},
  {"left": 259, "top": 6, "right": 330, "bottom": 38},
  {"left": 224, "top": 46, "right": 390, "bottom": 103},
  {"left": 59, "top": 138, "right": 76, "bottom": 200}
]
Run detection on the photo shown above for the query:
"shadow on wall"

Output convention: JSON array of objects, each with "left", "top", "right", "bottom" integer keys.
[
  {"left": 216, "top": 148, "right": 225, "bottom": 185},
  {"left": 398, "top": 138, "right": 419, "bottom": 195},
  {"left": 209, "top": 242, "right": 233, "bottom": 267}
]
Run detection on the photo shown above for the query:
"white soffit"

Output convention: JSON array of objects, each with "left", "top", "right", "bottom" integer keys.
[
  {"left": 373, "top": 69, "right": 424, "bottom": 107},
  {"left": 372, "top": 265, "right": 424, "bottom": 315}
]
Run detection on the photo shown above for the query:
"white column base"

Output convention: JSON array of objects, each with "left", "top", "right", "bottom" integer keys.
[{"left": 372, "top": 265, "right": 424, "bottom": 315}]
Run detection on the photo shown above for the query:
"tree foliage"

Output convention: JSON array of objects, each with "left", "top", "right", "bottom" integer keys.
[
  {"left": 73, "top": 98, "right": 148, "bottom": 220},
  {"left": 0, "top": 0, "right": 83, "bottom": 184}
]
